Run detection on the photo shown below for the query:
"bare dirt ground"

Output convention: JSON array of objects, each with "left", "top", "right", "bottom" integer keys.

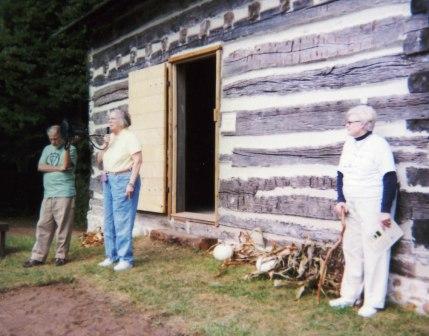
[
  {"left": 0, "top": 221, "right": 186, "bottom": 336},
  {"left": 0, "top": 281, "right": 182, "bottom": 336}
]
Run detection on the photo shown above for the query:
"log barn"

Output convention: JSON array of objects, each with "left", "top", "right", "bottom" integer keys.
[{"left": 69, "top": 0, "right": 429, "bottom": 314}]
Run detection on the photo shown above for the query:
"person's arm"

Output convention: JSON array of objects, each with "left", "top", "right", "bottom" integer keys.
[
  {"left": 380, "top": 171, "right": 397, "bottom": 228},
  {"left": 38, "top": 164, "right": 64, "bottom": 172},
  {"left": 334, "top": 170, "right": 348, "bottom": 216},
  {"left": 125, "top": 151, "right": 142, "bottom": 199},
  {"left": 96, "top": 134, "right": 110, "bottom": 169}
]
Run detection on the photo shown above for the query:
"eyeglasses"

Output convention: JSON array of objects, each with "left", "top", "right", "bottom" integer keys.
[{"left": 345, "top": 120, "right": 362, "bottom": 126}]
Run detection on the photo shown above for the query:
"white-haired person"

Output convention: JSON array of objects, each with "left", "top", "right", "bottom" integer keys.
[
  {"left": 96, "top": 109, "right": 142, "bottom": 271},
  {"left": 329, "top": 105, "right": 397, "bottom": 318}
]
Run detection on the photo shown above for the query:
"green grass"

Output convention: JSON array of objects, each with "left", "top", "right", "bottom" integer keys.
[{"left": 1, "top": 232, "right": 428, "bottom": 336}]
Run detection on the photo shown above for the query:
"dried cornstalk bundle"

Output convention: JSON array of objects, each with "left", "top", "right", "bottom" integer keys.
[
  {"left": 222, "top": 231, "right": 344, "bottom": 299},
  {"left": 80, "top": 228, "right": 104, "bottom": 247}
]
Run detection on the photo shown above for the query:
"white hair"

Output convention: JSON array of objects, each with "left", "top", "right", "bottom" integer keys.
[
  {"left": 346, "top": 105, "right": 377, "bottom": 131},
  {"left": 47, "top": 125, "right": 61, "bottom": 136},
  {"left": 109, "top": 109, "right": 131, "bottom": 128}
]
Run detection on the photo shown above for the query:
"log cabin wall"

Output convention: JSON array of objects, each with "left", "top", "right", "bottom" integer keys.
[{"left": 85, "top": 0, "right": 429, "bottom": 314}]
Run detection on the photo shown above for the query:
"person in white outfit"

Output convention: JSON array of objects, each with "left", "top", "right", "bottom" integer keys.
[{"left": 329, "top": 105, "right": 397, "bottom": 318}]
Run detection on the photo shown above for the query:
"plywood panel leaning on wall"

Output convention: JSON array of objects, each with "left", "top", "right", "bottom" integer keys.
[{"left": 128, "top": 64, "right": 167, "bottom": 213}]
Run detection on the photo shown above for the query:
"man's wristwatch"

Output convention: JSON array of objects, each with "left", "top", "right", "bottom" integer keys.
[{"left": 128, "top": 182, "right": 135, "bottom": 188}]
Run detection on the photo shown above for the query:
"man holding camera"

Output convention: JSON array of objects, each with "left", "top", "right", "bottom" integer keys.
[{"left": 23, "top": 125, "right": 77, "bottom": 267}]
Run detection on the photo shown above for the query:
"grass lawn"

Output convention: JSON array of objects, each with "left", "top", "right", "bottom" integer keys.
[{"left": 1, "top": 231, "right": 428, "bottom": 336}]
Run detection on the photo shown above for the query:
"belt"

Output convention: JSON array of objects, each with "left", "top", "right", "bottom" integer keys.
[{"left": 106, "top": 169, "right": 131, "bottom": 175}]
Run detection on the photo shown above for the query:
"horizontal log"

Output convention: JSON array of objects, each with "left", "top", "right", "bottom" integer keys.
[
  {"left": 397, "top": 191, "right": 429, "bottom": 221},
  {"left": 411, "top": 0, "right": 429, "bottom": 14},
  {"left": 223, "top": 54, "right": 429, "bottom": 97},
  {"left": 92, "top": 81, "right": 129, "bottom": 107},
  {"left": 406, "top": 119, "right": 429, "bottom": 131},
  {"left": 219, "top": 192, "right": 337, "bottom": 220},
  {"left": 403, "top": 27, "right": 429, "bottom": 55},
  {"left": 386, "top": 136, "right": 428, "bottom": 149},
  {"left": 92, "top": 81, "right": 128, "bottom": 101},
  {"left": 408, "top": 70, "right": 429, "bottom": 93},
  {"left": 231, "top": 140, "right": 428, "bottom": 167},
  {"left": 219, "top": 213, "right": 340, "bottom": 243},
  {"left": 406, "top": 167, "right": 429, "bottom": 187},
  {"left": 390, "top": 258, "right": 416, "bottom": 278},
  {"left": 223, "top": 15, "right": 428, "bottom": 76},
  {"left": 89, "top": 0, "right": 409, "bottom": 87},
  {"left": 227, "top": 94, "right": 429, "bottom": 136},
  {"left": 412, "top": 219, "right": 429, "bottom": 248},
  {"left": 220, "top": 175, "right": 336, "bottom": 195}
]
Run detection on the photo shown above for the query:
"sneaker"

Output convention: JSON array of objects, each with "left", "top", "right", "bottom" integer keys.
[
  {"left": 23, "top": 259, "right": 44, "bottom": 268},
  {"left": 329, "top": 297, "right": 355, "bottom": 308},
  {"left": 113, "top": 260, "right": 133, "bottom": 272},
  {"left": 358, "top": 305, "right": 377, "bottom": 318},
  {"left": 54, "top": 258, "right": 66, "bottom": 266},
  {"left": 98, "top": 258, "right": 114, "bottom": 267}
]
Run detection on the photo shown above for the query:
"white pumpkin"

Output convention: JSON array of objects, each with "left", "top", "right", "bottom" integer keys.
[{"left": 213, "top": 244, "right": 234, "bottom": 261}]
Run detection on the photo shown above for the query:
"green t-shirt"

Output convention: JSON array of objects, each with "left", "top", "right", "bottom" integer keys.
[{"left": 38, "top": 144, "right": 77, "bottom": 198}]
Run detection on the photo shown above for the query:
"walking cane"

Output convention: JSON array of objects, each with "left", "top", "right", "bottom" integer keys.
[{"left": 317, "top": 208, "right": 346, "bottom": 303}]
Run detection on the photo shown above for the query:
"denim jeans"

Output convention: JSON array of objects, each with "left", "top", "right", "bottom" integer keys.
[{"left": 103, "top": 171, "right": 140, "bottom": 264}]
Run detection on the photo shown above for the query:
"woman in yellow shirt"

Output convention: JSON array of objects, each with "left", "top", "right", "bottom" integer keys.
[{"left": 96, "top": 109, "right": 142, "bottom": 271}]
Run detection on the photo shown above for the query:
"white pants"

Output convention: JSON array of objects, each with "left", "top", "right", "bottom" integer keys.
[{"left": 340, "top": 196, "right": 391, "bottom": 308}]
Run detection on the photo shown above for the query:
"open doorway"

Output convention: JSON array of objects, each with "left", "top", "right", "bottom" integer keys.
[{"left": 175, "top": 55, "right": 216, "bottom": 214}]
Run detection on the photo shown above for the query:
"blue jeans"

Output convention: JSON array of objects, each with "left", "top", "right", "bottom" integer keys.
[{"left": 103, "top": 172, "right": 140, "bottom": 264}]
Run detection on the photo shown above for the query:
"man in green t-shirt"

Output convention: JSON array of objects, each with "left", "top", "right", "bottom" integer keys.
[{"left": 23, "top": 125, "right": 77, "bottom": 267}]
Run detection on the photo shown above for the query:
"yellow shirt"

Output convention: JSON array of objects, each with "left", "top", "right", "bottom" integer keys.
[{"left": 103, "top": 128, "right": 141, "bottom": 172}]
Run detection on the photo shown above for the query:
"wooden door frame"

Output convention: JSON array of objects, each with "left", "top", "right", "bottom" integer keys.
[{"left": 167, "top": 44, "right": 222, "bottom": 225}]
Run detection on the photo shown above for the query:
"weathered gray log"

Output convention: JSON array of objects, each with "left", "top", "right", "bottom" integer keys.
[
  {"left": 219, "top": 212, "right": 340, "bottom": 243},
  {"left": 223, "top": 15, "right": 428, "bottom": 76},
  {"left": 390, "top": 258, "right": 416, "bottom": 278},
  {"left": 408, "top": 70, "right": 429, "bottom": 93},
  {"left": 386, "top": 136, "right": 429, "bottom": 149},
  {"left": 219, "top": 154, "right": 232, "bottom": 163},
  {"left": 412, "top": 219, "right": 429, "bottom": 248},
  {"left": 411, "top": 0, "right": 429, "bottom": 14},
  {"left": 397, "top": 191, "right": 429, "bottom": 221},
  {"left": 90, "top": 0, "right": 409, "bottom": 84},
  {"left": 404, "top": 27, "right": 429, "bottom": 55},
  {"left": 220, "top": 176, "right": 336, "bottom": 196},
  {"left": 231, "top": 145, "right": 341, "bottom": 167},
  {"left": 231, "top": 141, "right": 428, "bottom": 167},
  {"left": 406, "top": 119, "right": 429, "bottom": 131},
  {"left": 293, "top": 0, "right": 313, "bottom": 11},
  {"left": 92, "top": 81, "right": 129, "bottom": 107},
  {"left": 223, "top": 54, "right": 429, "bottom": 97},
  {"left": 407, "top": 167, "right": 429, "bottom": 187},
  {"left": 219, "top": 192, "right": 337, "bottom": 220},
  {"left": 227, "top": 94, "right": 429, "bottom": 136}
]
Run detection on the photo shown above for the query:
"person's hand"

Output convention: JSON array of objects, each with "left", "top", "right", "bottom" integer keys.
[
  {"left": 125, "top": 183, "right": 134, "bottom": 199},
  {"left": 334, "top": 202, "right": 348, "bottom": 217},
  {"left": 380, "top": 212, "right": 391, "bottom": 229},
  {"left": 102, "top": 134, "right": 110, "bottom": 149}
]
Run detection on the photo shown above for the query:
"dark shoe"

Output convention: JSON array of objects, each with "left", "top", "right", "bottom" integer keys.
[
  {"left": 23, "top": 259, "right": 44, "bottom": 268},
  {"left": 54, "top": 258, "right": 66, "bottom": 266}
]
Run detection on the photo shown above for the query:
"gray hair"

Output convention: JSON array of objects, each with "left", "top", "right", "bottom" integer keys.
[
  {"left": 346, "top": 105, "right": 377, "bottom": 131},
  {"left": 110, "top": 109, "right": 131, "bottom": 128},
  {"left": 47, "top": 125, "right": 61, "bottom": 136}
]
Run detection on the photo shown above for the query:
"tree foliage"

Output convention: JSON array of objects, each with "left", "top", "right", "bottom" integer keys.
[{"left": 0, "top": 0, "right": 101, "bottom": 223}]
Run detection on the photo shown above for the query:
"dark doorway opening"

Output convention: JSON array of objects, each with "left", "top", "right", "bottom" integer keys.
[{"left": 176, "top": 56, "right": 216, "bottom": 213}]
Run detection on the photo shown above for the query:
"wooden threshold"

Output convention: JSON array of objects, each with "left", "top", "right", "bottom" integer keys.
[{"left": 171, "top": 212, "right": 215, "bottom": 225}]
